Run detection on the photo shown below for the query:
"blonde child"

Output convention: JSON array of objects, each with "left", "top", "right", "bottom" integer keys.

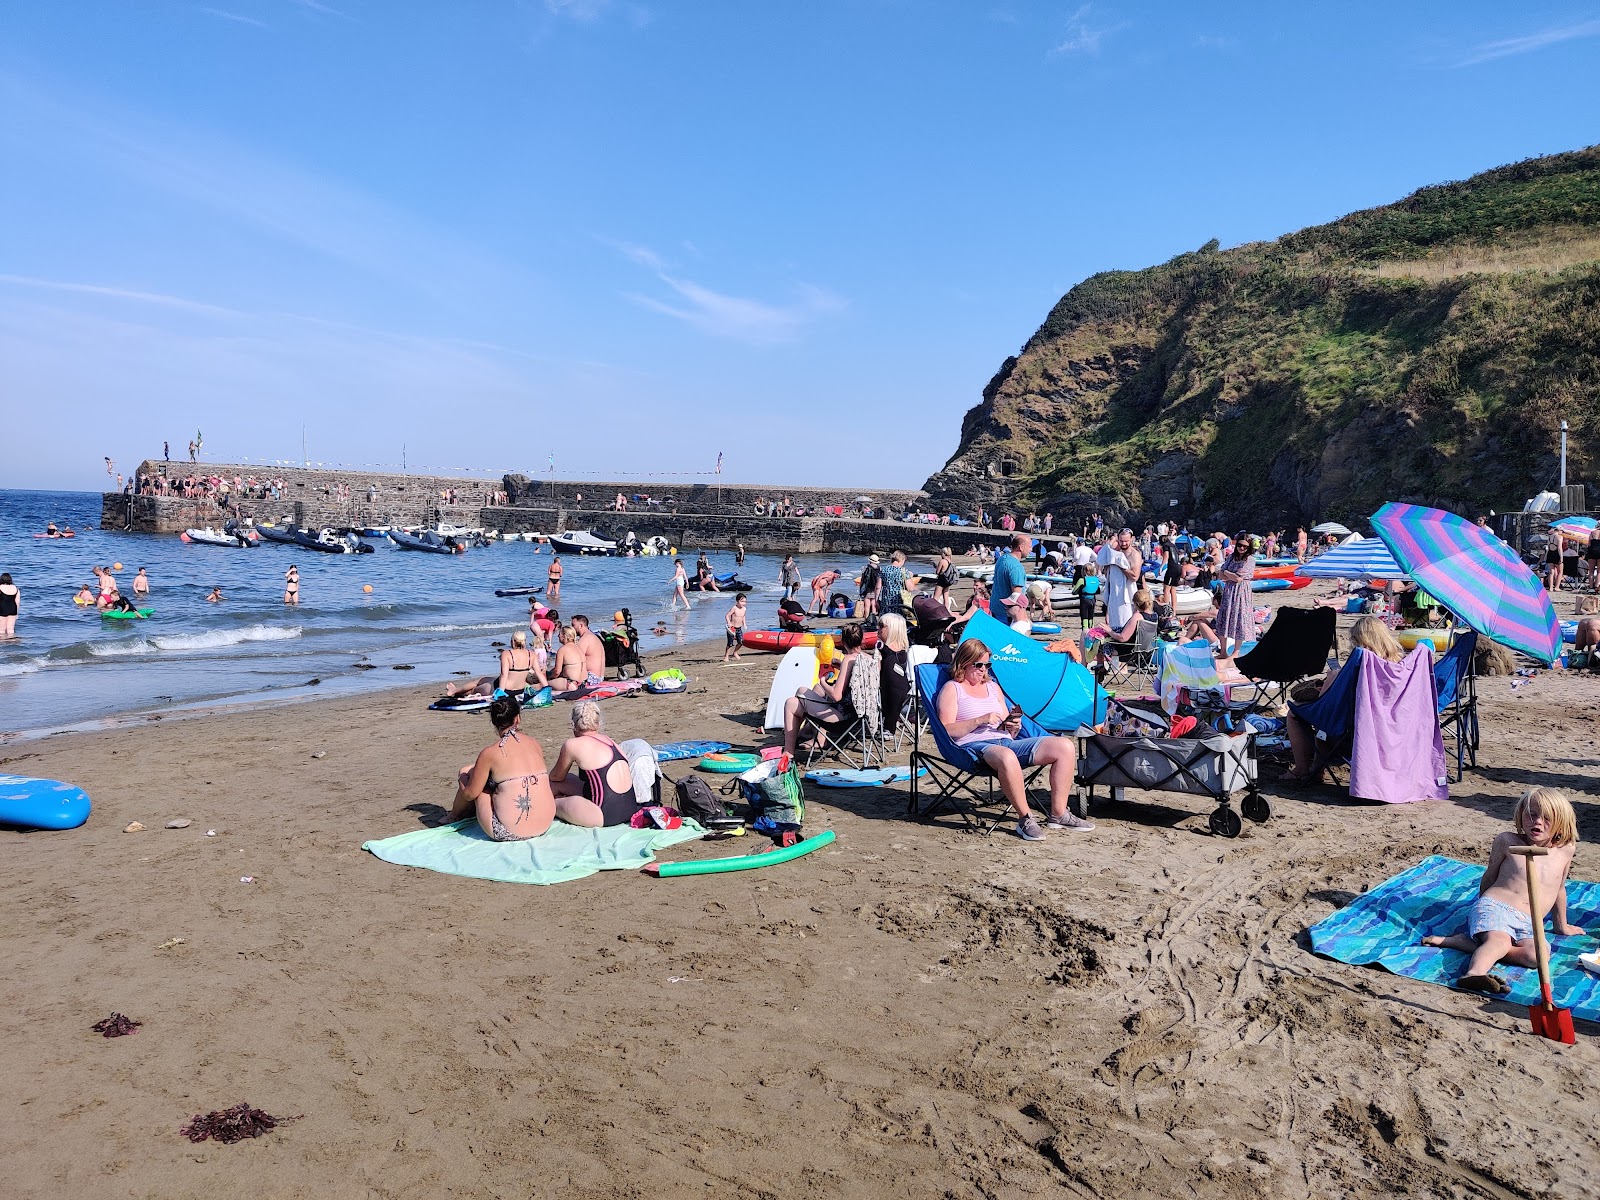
[{"left": 1422, "top": 787, "right": 1585, "bottom": 993}]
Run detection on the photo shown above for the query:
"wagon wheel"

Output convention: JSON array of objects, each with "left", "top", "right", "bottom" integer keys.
[
  {"left": 1209, "top": 806, "right": 1243, "bottom": 839},
  {"left": 1242, "top": 792, "right": 1271, "bottom": 823}
]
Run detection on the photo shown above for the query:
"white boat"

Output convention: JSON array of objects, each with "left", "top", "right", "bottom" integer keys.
[
  {"left": 551, "top": 529, "right": 617, "bottom": 556},
  {"left": 181, "top": 526, "right": 256, "bottom": 548}
]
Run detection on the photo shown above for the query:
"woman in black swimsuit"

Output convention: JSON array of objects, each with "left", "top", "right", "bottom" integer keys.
[
  {"left": 449, "top": 695, "right": 610, "bottom": 838},
  {"left": 0, "top": 572, "right": 18, "bottom": 640},
  {"left": 549, "top": 700, "right": 637, "bottom": 826}
]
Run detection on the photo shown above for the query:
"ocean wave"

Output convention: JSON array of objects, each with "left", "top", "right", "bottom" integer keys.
[
  {"left": 0, "top": 659, "right": 40, "bottom": 677},
  {"left": 150, "top": 625, "right": 304, "bottom": 651}
]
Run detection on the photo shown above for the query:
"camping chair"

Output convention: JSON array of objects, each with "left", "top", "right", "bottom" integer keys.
[
  {"left": 1433, "top": 630, "right": 1480, "bottom": 782},
  {"left": 1234, "top": 606, "right": 1338, "bottom": 712},
  {"left": 908, "top": 663, "right": 1049, "bottom": 833},
  {"left": 1290, "top": 646, "right": 1456, "bottom": 794},
  {"left": 1094, "top": 616, "right": 1159, "bottom": 694},
  {"left": 798, "top": 653, "right": 881, "bottom": 770}
]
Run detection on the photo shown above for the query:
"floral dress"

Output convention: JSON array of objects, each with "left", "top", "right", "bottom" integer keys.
[{"left": 1214, "top": 554, "right": 1256, "bottom": 648}]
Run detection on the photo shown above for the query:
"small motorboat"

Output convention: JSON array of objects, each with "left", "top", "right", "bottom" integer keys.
[
  {"left": 255, "top": 525, "right": 371, "bottom": 553},
  {"left": 551, "top": 530, "right": 617, "bottom": 556},
  {"left": 390, "top": 529, "right": 465, "bottom": 555},
  {"left": 180, "top": 525, "right": 258, "bottom": 548}
]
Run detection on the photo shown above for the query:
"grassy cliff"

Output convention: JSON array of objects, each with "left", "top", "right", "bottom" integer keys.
[{"left": 924, "top": 146, "right": 1600, "bottom": 528}]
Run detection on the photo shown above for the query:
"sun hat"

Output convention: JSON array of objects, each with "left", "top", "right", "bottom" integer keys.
[{"left": 868, "top": 554, "right": 880, "bottom": 564}]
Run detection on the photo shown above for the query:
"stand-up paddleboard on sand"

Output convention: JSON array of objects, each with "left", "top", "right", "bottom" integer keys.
[
  {"left": 0, "top": 776, "right": 92, "bottom": 830},
  {"left": 764, "top": 646, "right": 820, "bottom": 730},
  {"left": 805, "top": 766, "right": 926, "bottom": 788},
  {"left": 653, "top": 740, "right": 731, "bottom": 762}
]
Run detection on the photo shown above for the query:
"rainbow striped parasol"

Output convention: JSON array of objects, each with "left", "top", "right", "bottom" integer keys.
[{"left": 1371, "top": 503, "right": 1560, "bottom": 664}]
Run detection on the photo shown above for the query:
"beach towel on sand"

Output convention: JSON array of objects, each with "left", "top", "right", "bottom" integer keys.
[
  {"left": 363, "top": 818, "right": 704, "bottom": 885},
  {"left": 1309, "top": 855, "right": 1600, "bottom": 1020}
]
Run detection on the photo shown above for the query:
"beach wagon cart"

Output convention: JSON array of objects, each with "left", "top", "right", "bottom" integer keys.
[{"left": 1077, "top": 725, "right": 1269, "bottom": 838}]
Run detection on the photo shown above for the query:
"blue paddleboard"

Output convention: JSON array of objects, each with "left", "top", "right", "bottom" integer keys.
[
  {"left": 0, "top": 775, "right": 92, "bottom": 830},
  {"left": 653, "top": 740, "right": 731, "bottom": 762},
  {"left": 804, "top": 765, "right": 927, "bottom": 788},
  {"left": 1028, "top": 622, "right": 1062, "bottom": 635}
]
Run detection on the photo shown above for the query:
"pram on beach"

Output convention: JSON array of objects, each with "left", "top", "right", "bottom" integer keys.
[{"left": 599, "top": 608, "right": 645, "bottom": 679}]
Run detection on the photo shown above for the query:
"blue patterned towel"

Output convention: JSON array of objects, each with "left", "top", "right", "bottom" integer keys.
[{"left": 1308, "top": 855, "right": 1600, "bottom": 1019}]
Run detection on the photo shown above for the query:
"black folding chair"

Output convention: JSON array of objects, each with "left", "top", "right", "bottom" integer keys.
[
  {"left": 1235, "top": 606, "right": 1337, "bottom": 711},
  {"left": 1094, "top": 617, "right": 1159, "bottom": 694}
]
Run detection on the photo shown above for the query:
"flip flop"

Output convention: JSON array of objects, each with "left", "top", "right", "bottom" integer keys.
[{"left": 1456, "top": 973, "right": 1510, "bottom": 996}]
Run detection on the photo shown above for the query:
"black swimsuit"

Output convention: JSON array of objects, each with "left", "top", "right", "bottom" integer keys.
[{"left": 579, "top": 735, "right": 637, "bottom": 826}]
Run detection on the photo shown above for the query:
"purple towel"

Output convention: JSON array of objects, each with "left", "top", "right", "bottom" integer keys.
[{"left": 1350, "top": 648, "right": 1447, "bottom": 804}]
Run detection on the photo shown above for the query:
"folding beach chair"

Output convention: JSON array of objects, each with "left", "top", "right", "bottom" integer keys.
[
  {"left": 907, "top": 663, "right": 1049, "bottom": 833},
  {"left": 798, "top": 653, "right": 881, "bottom": 770},
  {"left": 1095, "top": 617, "right": 1159, "bottom": 695},
  {"left": 1433, "top": 630, "right": 1480, "bottom": 781},
  {"left": 1234, "top": 606, "right": 1338, "bottom": 712},
  {"left": 1290, "top": 646, "right": 1452, "bottom": 798}
]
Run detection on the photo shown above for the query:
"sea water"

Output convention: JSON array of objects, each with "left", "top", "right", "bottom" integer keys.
[{"left": 0, "top": 489, "right": 857, "bottom": 737}]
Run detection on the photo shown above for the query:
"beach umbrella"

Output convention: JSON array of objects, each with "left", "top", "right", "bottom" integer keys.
[
  {"left": 1310, "top": 521, "right": 1352, "bottom": 536},
  {"left": 1371, "top": 503, "right": 1560, "bottom": 664},
  {"left": 1295, "top": 536, "right": 1407, "bottom": 581},
  {"left": 959, "top": 609, "right": 1107, "bottom": 731},
  {"left": 1552, "top": 516, "right": 1596, "bottom": 541},
  {"left": 1171, "top": 533, "right": 1203, "bottom": 551},
  {"left": 853, "top": 496, "right": 874, "bottom": 503}
]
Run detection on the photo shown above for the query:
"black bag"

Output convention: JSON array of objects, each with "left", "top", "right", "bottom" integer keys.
[{"left": 674, "top": 775, "right": 736, "bottom": 826}]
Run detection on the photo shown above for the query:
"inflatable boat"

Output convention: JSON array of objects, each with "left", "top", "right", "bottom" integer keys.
[{"left": 742, "top": 628, "right": 880, "bottom": 654}]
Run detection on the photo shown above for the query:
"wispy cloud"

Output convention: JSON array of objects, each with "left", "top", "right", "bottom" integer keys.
[
  {"left": 1457, "top": 18, "right": 1600, "bottom": 66},
  {"left": 1051, "top": 5, "right": 1125, "bottom": 55},
  {"left": 289, "top": 0, "right": 349, "bottom": 18},
  {"left": 1193, "top": 33, "right": 1236, "bottom": 51},
  {"left": 0, "top": 274, "right": 243, "bottom": 318},
  {"left": 612, "top": 243, "right": 843, "bottom": 346},
  {"left": 199, "top": 6, "right": 269, "bottom": 28}
]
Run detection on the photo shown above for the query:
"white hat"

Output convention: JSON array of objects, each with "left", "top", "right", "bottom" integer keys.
[{"left": 869, "top": 554, "right": 880, "bottom": 564}]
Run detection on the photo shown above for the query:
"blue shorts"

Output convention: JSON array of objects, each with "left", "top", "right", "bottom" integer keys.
[
  {"left": 1468, "top": 895, "right": 1535, "bottom": 943},
  {"left": 965, "top": 735, "right": 1050, "bottom": 766}
]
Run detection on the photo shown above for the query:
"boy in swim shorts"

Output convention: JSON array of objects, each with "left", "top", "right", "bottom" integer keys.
[
  {"left": 724, "top": 594, "right": 747, "bottom": 662},
  {"left": 1421, "top": 787, "right": 1585, "bottom": 993}
]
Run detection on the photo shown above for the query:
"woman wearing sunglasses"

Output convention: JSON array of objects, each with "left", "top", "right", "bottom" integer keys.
[{"left": 937, "top": 638, "right": 1090, "bottom": 840}]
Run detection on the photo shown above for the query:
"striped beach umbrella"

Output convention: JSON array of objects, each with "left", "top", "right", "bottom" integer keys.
[
  {"left": 1295, "top": 536, "right": 1407, "bottom": 581},
  {"left": 1552, "top": 515, "right": 1597, "bottom": 541},
  {"left": 1371, "top": 503, "right": 1560, "bottom": 664}
]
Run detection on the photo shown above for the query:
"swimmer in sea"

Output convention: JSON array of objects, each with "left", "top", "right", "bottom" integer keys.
[
  {"left": 206, "top": 586, "right": 224, "bottom": 603},
  {"left": 284, "top": 564, "right": 300, "bottom": 606},
  {"left": 133, "top": 568, "right": 149, "bottom": 596}
]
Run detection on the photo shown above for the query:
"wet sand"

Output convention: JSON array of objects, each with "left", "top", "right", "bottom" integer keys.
[{"left": 3, "top": 590, "right": 1599, "bottom": 1199}]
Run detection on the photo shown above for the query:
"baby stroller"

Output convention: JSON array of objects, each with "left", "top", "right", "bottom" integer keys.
[
  {"left": 910, "top": 592, "right": 956, "bottom": 650},
  {"left": 599, "top": 608, "right": 645, "bottom": 679},
  {"left": 778, "top": 598, "right": 808, "bottom": 633}
]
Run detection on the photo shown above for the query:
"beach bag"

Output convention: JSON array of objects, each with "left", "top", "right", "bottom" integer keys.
[
  {"left": 735, "top": 756, "right": 805, "bottom": 828},
  {"left": 675, "top": 775, "right": 731, "bottom": 825}
]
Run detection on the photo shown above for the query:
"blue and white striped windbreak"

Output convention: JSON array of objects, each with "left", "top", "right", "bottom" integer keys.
[{"left": 1294, "top": 536, "right": 1407, "bottom": 581}]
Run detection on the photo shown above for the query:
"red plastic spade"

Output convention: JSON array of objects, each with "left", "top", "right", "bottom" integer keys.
[{"left": 1508, "top": 846, "right": 1577, "bottom": 1045}]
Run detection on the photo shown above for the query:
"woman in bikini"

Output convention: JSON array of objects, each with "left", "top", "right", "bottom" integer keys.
[
  {"left": 549, "top": 700, "right": 636, "bottom": 827},
  {"left": 284, "top": 564, "right": 300, "bottom": 606},
  {"left": 447, "top": 695, "right": 598, "bottom": 840},
  {"left": 550, "top": 625, "right": 587, "bottom": 691},
  {"left": 440, "top": 631, "right": 546, "bottom": 701}
]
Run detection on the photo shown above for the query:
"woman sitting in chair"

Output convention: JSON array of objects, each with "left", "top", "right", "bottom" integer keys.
[
  {"left": 1283, "top": 616, "right": 1405, "bottom": 783},
  {"left": 1094, "top": 588, "right": 1157, "bottom": 676},
  {"left": 937, "top": 638, "right": 1089, "bottom": 840},
  {"left": 781, "top": 623, "right": 866, "bottom": 755}
]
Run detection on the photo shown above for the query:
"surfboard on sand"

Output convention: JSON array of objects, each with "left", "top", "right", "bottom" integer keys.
[
  {"left": 0, "top": 775, "right": 92, "bottom": 830},
  {"left": 764, "top": 646, "right": 820, "bottom": 730},
  {"left": 804, "top": 766, "right": 926, "bottom": 788}
]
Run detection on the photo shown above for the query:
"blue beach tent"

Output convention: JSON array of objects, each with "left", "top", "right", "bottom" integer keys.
[{"left": 959, "top": 609, "right": 1108, "bottom": 732}]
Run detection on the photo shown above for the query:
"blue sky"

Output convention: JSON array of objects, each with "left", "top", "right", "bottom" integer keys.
[{"left": 3, "top": 2, "right": 1598, "bottom": 492}]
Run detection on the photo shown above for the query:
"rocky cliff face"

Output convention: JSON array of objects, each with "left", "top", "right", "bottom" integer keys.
[{"left": 924, "top": 147, "right": 1600, "bottom": 530}]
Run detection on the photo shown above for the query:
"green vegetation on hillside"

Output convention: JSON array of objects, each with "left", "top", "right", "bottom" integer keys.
[{"left": 926, "top": 146, "right": 1600, "bottom": 526}]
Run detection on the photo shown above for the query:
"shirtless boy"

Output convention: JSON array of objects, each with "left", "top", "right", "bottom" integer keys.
[
  {"left": 1422, "top": 787, "right": 1585, "bottom": 993},
  {"left": 724, "top": 593, "right": 747, "bottom": 662}
]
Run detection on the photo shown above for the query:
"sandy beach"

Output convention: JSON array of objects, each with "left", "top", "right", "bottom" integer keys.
[{"left": 4, "top": 594, "right": 1599, "bottom": 1200}]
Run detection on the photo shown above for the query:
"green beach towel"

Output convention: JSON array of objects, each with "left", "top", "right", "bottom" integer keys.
[{"left": 363, "top": 817, "right": 704, "bottom": 885}]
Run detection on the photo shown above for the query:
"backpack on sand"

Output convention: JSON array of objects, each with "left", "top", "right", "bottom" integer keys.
[{"left": 674, "top": 775, "right": 739, "bottom": 828}]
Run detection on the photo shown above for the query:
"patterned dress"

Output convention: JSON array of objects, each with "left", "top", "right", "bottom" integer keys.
[{"left": 1214, "top": 554, "right": 1256, "bottom": 648}]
